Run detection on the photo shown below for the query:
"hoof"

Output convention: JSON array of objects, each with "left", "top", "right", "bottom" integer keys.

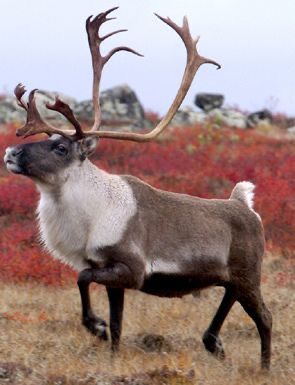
[
  {"left": 202, "top": 330, "right": 225, "bottom": 359},
  {"left": 83, "top": 316, "right": 108, "bottom": 341}
]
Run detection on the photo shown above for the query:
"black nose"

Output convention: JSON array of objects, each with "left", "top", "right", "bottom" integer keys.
[{"left": 11, "top": 148, "right": 23, "bottom": 157}]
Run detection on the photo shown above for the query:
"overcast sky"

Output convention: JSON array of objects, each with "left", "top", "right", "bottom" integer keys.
[{"left": 0, "top": 0, "right": 294, "bottom": 115}]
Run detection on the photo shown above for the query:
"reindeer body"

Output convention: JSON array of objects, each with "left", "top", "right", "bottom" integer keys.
[{"left": 37, "top": 158, "right": 264, "bottom": 299}]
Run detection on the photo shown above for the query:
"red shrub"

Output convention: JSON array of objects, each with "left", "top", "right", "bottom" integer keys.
[{"left": 0, "top": 124, "right": 294, "bottom": 285}]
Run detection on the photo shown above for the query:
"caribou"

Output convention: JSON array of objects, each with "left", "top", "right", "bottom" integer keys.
[{"left": 4, "top": 7, "right": 271, "bottom": 369}]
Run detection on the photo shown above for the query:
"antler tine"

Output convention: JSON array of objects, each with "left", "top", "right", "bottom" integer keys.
[
  {"left": 156, "top": 14, "right": 221, "bottom": 69},
  {"left": 86, "top": 7, "right": 143, "bottom": 132},
  {"left": 16, "top": 89, "right": 59, "bottom": 137},
  {"left": 93, "top": 6, "right": 119, "bottom": 22},
  {"left": 15, "top": 87, "right": 83, "bottom": 139},
  {"left": 46, "top": 98, "right": 84, "bottom": 140},
  {"left": 100, "top": 29, "right": 127, "bottom": 42},
  {"left": 86, "top": 6, "right": 120, "bottom": 37},
  {"left": 80, "top": 13, "right": 221, "bottom": 142},
  {"left": 104, "top": 46, "right": 143, "bottom": 64},
  {"left": 14, "top": 83, "right": 28, "bottom": 111}
]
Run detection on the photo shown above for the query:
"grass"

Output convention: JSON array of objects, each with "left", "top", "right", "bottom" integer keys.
[{"left": 0, "top": 253, "right": 294, "bottom": 385}]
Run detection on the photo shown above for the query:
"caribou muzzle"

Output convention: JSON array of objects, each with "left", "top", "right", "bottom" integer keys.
[{"left": 4, "top": 146, "right": 24, "bottom": 174}]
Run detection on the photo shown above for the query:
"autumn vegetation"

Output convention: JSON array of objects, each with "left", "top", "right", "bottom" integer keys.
[
  {"left": 0, "top": 122, "right": 293, "bottom": 285},
  {"left": 0, "top": 122, "right": 294, "bottom": 384}
]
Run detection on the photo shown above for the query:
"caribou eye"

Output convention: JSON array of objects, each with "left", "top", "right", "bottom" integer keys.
[{"left": 54, "top": 144, "right": 68, "bottom": 156}]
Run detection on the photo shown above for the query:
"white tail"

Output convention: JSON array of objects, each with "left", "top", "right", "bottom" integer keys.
[{"left": 230, "top": 181, "right": 255, "bottom": 209}]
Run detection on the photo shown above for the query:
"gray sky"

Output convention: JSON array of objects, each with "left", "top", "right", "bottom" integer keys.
[{"left": 1, "top": 0, "right": 294, "bottom": 115}]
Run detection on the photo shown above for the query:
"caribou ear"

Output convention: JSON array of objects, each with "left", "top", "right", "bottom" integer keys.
[{"left": 78, "top": 137, "right": 98, "bottom": 159}]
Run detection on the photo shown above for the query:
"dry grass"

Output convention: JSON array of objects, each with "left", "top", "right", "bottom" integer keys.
[{"left": 0, "top": 255, "right": 294, "bottom": 385}]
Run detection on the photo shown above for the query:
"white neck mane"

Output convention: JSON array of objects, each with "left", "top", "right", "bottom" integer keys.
[{"left": 36, "top": 159, "right": 137, "bottom": 271}]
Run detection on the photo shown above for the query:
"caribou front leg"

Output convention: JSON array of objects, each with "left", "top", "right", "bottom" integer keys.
[
  {"left": 107, "top": 287, "right": 125, "bottom": 352},
  {"left": 77, "top": 277, "right": 108, "bottom": 340},
  {"left": 77, "top": 262, "right": 141, "bottom": 351}
]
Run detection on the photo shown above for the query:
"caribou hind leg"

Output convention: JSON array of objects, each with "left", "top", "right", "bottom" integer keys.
[
  {"left": 202, "top": 287, "right": 236, "bottom": 359},
  {"left": 238, "top": 290, "right": 272, "bottom": 369}
]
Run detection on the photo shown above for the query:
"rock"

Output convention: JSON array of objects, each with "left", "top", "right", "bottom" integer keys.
[
  {"left": 0, "top": 91, "right": 77, "bottom": 124},
  {"left": 75, "top": 85, "right": 146, "bottom": 130},
  {"left": 0, "top": 95, "right": 26, "bottom": 124},
  {"left": 195, "top": 93, "right": 224, "bottom": 112},
  {"left": 171, "top": 106, "right": 206, "bottom": 126},
  {"left": 73, "top": 99, "right": 92, "bottom": 122},
  {"left": 287, "top": 126, "right": 295, "bottom": 135},
  {"left": 0, "top": 85, "right": 147, "bottom": 130},
  {"left": 286, "top": 117, "right": 295, "bottom": 128},
  {"left": 101, "top": 84, "right": 144, "bottom": 123},
  {"left": 208, "top": 108, "right": 247, "bottom": 129},
  {"left": 247, "top": 109, "right": 272, "bottom": 128},
  {"left": 36, "top": 90, "right": 77, "bottom": 121}
]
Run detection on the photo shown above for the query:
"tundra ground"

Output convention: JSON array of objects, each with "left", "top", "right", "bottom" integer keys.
[{"left": 0, "top": 254, "right": 294, "bottom": 385}]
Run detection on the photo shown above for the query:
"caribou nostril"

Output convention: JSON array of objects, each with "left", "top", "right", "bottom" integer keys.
[{"left": 11, "top": 148, "right": 23, "bottom": 157}]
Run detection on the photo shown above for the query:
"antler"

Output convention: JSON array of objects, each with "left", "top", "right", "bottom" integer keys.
[
  {"left": 86, "top": 6, "right": 143, "bottom": 131},
  {"left": 85, "top": 14, "right": 221, "bottom": 142},
  {"left": 15, "top": 8, "right": 221, "bottom": 142},
  {"left": 14, "top": 85, "right": 84, "bottom": 139}
]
